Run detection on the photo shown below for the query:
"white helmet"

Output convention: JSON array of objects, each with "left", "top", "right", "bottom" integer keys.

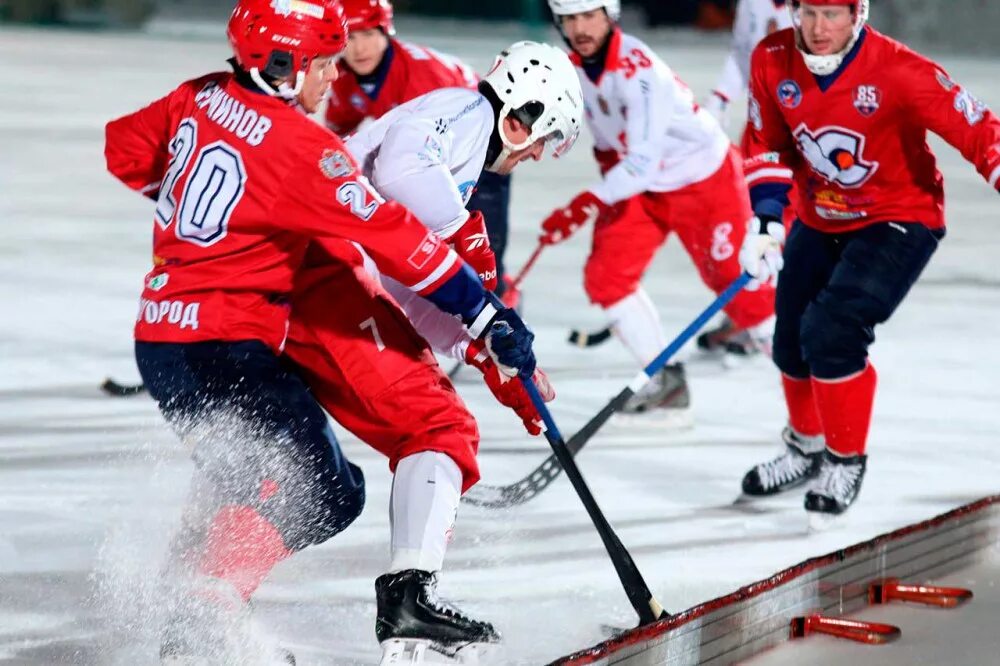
[
  {"left": 480, "top": 41, "right": 584, "bottom": 170},
  {"left": 790, "top": 0, "right": 870, "bottom": 75},
  {"left": 547, "top": 0, "right": 621, "bottom": 21}
]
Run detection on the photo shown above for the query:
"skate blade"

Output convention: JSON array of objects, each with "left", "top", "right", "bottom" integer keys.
[
  {"left": 610, "top": 409, "right": 694, "bottom": 432},
  {"left": 380, "top": 639, "right": 497, "bottom": 665}
]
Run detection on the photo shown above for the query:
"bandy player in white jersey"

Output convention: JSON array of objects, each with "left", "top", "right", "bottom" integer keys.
[
  {"left": 705, "top": 0, "right": 794, "bottom": 128},
  {"left": 540, "top": 0, "right": 777, "bottom": 416},
  {"left": 343, "top": 43, "right": 582, "bottom": 364},
  {"left": 283, "top": 41, "right": 580, "bottom": 662}
]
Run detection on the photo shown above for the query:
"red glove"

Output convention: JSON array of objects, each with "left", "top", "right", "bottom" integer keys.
[
  {"left": 539, "top": 191, "right": 613, "bottom": 245},
  {"left": 593, "top": 147, "right": 621, "bottom": 176},
  {"left": 465, "top": 340, "right": 555, "bottom": 436},
  {"left": 449, "top": 211, "right": 497, "bottom": 291}
]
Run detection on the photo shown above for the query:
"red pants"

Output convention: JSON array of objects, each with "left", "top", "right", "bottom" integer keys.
[
  {"left": 284, "top": 245, "right": 481, "bottom": 492},
  {"left": 584, "top": 148, "right": 775, "bottom": 328}
]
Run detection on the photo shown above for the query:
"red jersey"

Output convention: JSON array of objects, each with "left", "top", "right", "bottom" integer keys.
[
  {"left": 106, "top": 72, "right": 461, "bottom": 352},
  {"left": 744, "top": 27, "right": 1000, "bottom": 232},
  {"left": 324, "top": 38, "right": 477, "bottom": 135}
]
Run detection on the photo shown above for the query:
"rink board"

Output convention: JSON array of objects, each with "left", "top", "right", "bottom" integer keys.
[{"left": 550, "top": 496, "right": 1000, "bottom": 665}]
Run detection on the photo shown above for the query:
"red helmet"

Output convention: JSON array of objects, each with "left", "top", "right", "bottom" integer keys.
[
  {"left": 227, "top": 0, "right": 348, "bottom": 95},
  {"left": 342, "top": 0, "right": 395, "bottom": 35}
]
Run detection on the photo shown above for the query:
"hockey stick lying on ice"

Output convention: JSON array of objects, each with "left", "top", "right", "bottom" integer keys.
[
  {"left": 567, "top": 325, "right": 613, "bottom": 347},
  {"left": 520, "top": 374, "right": 668, "bottom": 626},
  {"left": 463, "top": 273, "right": 753, "bottom": 509},
  {"left": 446, "top": 243, "right": 545, "bottom": 381},
  {"left": 101, "top": 377, "right": 147, "bottom": 396}
]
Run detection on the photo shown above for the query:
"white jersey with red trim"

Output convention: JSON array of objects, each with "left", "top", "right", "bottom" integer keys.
[
  {"left": 576, "top": 29, "right": 731, "bottom": 204},
  {"left": 344, "top": 87, "right": 496, "bottom": 360},
  {"left": 712, "top": 0, "right": 793, "bottom": 105},
  {"left": 346, "top": 87, "right": 492, "bottom": 240}
]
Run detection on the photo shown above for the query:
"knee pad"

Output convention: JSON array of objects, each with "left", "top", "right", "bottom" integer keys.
[
  {"left": 772, "top": 318, "right": 809, "bottom": 378},
  {"left": 800, "top": 300, "right": 874, "bottom": 379}
]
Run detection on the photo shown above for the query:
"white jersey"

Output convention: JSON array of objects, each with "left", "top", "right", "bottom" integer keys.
[
  {"left": 712, "top": 0, "right": 793, "bottom": 104},
  {"left": 346, "top": 87, "right": 495, "bottom": 360},
  {"left": 577, "top": 30, "right": 731, "bottom": 203},
  {"left": 346, "top": 87, "right": 493, "bottom": 240}
]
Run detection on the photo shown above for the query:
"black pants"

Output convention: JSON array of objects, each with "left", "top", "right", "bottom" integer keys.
[
  {"left": 773, "top": 221, "right": 943, "bottom": 380},
  {"left": 468, "top": 170, "right": 511, "bottom": 296},
  {"left": 136, "top": 339, "right": 365, "bottom": 552}
]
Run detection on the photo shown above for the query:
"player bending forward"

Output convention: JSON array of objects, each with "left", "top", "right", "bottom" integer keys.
[
  {"left": 104, "top": 1, "right": 537, "bottom": 662},
  {"left": 284, "top": 41, "right": 580, "bottom": 663},
  {"left": 326, "top": 0, "right": 518, "bottom": 301},
  {"left": 541, "top": 0, "right": 776, "bottom": 416},
  {"left": 738, "top": 0, "right": 1000, "bottom": 527}
]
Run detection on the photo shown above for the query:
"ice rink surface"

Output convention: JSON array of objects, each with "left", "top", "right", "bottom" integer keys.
[{"left": 1, "top": 16, "right": 999, "bottom": 666}]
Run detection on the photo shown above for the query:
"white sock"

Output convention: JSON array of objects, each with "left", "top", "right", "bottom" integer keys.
[
  {"left": 388, "top": 451, "right": 462, "bottom": 574},
  {"left": 604, "top": 288, "right": 668, "bottom": 366}
]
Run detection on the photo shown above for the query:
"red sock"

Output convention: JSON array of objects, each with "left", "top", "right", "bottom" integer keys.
[
  {"left": 782, "top": 374, "right": 823, "bottom": 437},
  {"left": 199, "top": 504, "right": 292, "bottom": 602},
  {"left": 810, "top": 363, "right": 878, "bottom": 457}
]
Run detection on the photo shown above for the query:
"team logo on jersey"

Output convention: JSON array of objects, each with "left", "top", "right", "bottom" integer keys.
[
  {"left": 777, "top": 80, "right": 802, "bottom": 109},
  {"left": 319, "top": 149, "right": 354, "bottom": 179},
  {"left": 853, "top": 85, "right": 881, "bottom": 117},
  {"left": 793, "top": 124, "right": 879, "bottom": 188},
  {"left": 350, "top": 93, "right": 366, "bottom": 112},
  {"left": 457, "top": 181, "right": 477, "bottom": 203},
  {"left": 146, "top": 273, "right": 169, "bottom": 292}
]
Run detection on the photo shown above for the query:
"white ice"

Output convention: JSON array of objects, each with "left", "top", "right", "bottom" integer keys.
[{"left": 1, "top": 16, "right": 999, "bottom": 666}]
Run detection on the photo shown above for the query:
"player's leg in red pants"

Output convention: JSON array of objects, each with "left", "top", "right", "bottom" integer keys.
[
  {"left": 583, "top": 196, "right": 673, "bottom": 366},
  {"left": 285, "top": 251, "right": 482, "bottom": 578},
  {"left": 641, "top": 147, "right": 775, "bottom": 329},
  {"left": 285, "top": 258, "right": 480, "bottom": 492}
]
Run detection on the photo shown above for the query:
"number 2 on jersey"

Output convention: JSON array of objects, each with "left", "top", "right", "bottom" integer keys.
[{"left": 154, "top": 118, "right": 248, "bottom": 247}]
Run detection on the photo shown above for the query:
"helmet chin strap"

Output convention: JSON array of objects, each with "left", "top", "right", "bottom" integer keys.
[
  {"left": 250, "top": 68, "right": 306, "bottom": 99},
  {"left": 486, "top": 105, "right": 531, "bottom": 172}
]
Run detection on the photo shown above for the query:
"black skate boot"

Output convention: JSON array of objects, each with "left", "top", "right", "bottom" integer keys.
[
  {"left": 376, "top": 569, "right": 499, "bottom": 664},
  {"left": 742, "top": 427, "right": 825, "bottom": 496},
  {"left": 805, "top": 450, "right": 867, "bottom": 530},
  {"left": 621, "top": 363, "right": 690, "bottom": 414}
]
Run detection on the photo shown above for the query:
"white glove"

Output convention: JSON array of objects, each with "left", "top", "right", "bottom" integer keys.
[
  {"left": 702, "top": 91, "right": 729, "bottom": 126},
  {"left": 738, "top": 215, "right": 785, "bottom": 290}
]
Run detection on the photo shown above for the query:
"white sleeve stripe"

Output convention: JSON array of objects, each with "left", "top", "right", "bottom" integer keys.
[
  {"left": 408, "top": 250, "right": 459, "bottom": 293},
  {"left": 468, "top": 301, "right": 498, "bottom": 338},
  {"left": 140, "top": 180, "right": 162, "bottom": 194},
  {"left": 746, "top": 167, "right": 794, "bottom": 184},
  {"left": 989, "top": 164, "right": 1000, "bottom": 189}
]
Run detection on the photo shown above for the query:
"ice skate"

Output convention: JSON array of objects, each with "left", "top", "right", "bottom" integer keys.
[
  {"left": 741, "top": 427, "right": 825, "bottom": 497},
  {"left": 697, "top": 315, "right": 774, "bottom": 361},
  {"left": 376, "top": 569, "right": 500, "bottom": 665},
  {"left": 616, "top": 363, "right": 692, "bottom": 429},
  {"left": 806, "top": 450, "right": 867, "bottom": 531}
]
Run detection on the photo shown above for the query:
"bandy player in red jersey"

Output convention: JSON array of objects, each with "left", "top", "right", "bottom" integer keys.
[
  {"left": 737, "top": 0, "right": 1000, "bottom": 527},
  {"left": 325, "top": 0, "right": 519, "bottom": 301},
  {"left": 103, "top": 1, "right": 536, "bottom": 661},
  {"left": 540, "top": 0, "right": 776, "bottom": 417}
]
